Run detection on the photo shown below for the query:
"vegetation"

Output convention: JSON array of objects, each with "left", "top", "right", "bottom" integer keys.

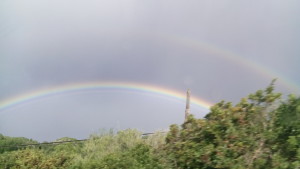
[
  {"left": 0, "top": 82, "right": 299, "bottom": 168},
  {"left": 165, "top": 81, "right": 299, "bottom": 168},
  {"left": 0, "top": 135, "right": 37, "bottom": 153}
]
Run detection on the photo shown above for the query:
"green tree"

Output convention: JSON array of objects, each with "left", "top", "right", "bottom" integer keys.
[
  {"left": 0, "top": 148, "right": 72, "bottom": 169},
  {"left": 0, "top": 134, "right": 38, "bottom": 153},
  {"left": 165, "top": 81, "right": 286, "bottom": 169},
  {"left": 271, "top": 95, "right": 300, "bottom": 168},
  {"left": 70, "top": 129, "right": 169, "bottom": 169}
]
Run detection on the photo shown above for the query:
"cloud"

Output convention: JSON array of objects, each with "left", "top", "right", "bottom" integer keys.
[{"left": 0, "top": 0, "right": 299, "bottom": 140}]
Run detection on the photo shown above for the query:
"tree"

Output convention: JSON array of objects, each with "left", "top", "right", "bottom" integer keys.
[
  {"left": 271, "top": 95, "right": 300, "bottom": 168},
  {"left": 0, "top": 134, "right": 38, "bottom": 153},
  {"left": 165, "top": 81, "right": 290, "bottom": 169}
]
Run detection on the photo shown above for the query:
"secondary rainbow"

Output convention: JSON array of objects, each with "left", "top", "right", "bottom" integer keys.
[
  {"left": 153, "top": 32, "right": 300, "bottom": 93},
  {"left": 0, "top": 82, "right": 212, "bottom": 112}
]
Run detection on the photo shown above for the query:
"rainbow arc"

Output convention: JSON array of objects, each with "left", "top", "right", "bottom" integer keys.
[{"left": 0, "top": 82, "right": 213, "bottom": 112}]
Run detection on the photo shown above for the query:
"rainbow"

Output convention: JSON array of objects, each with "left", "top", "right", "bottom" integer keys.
[
  {"left": 154, "top": 32, "right": 300, "bottom": 93},
  {"left": 0, "top": 82, "right": 213, "bottom": 112}
]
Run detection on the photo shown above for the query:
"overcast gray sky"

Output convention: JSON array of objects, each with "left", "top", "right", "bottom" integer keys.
[{"left": 1, "top": 0, "right": 299, "bottom": 141}]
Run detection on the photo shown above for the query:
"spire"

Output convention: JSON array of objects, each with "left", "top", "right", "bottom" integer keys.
[{"left": 185, "top": 89, "right": 191, "bottom": 121}]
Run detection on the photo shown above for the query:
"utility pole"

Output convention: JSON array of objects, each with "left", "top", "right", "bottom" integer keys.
[{"left": 185, "top": 89, "right": 191, "bottom": 122}]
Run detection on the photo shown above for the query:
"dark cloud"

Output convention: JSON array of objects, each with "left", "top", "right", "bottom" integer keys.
[{"left": 0, "top": 0, "right": 299, "bottom": 141}]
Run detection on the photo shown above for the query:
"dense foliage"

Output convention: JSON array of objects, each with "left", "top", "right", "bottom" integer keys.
[
  {"left": 0, "top": 135, "right": 37, "bottom": 153},
  {"left": 0, "top": 130, "right": 168, "bottom": 169},
  {"left": 165, "top": 81, "right": 299, "bottom": 169},
  {"left": 0, "top": 82, "right": 299, "bottom": 168}
]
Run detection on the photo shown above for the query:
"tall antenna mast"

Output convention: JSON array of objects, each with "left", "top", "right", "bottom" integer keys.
[{"left": 185, "top": 89, "right": 191, "bottom": 121}]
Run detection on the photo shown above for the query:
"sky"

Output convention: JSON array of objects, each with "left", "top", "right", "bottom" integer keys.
[{"left": 0, "top": 0, "right": 300, "bottom": 141}]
